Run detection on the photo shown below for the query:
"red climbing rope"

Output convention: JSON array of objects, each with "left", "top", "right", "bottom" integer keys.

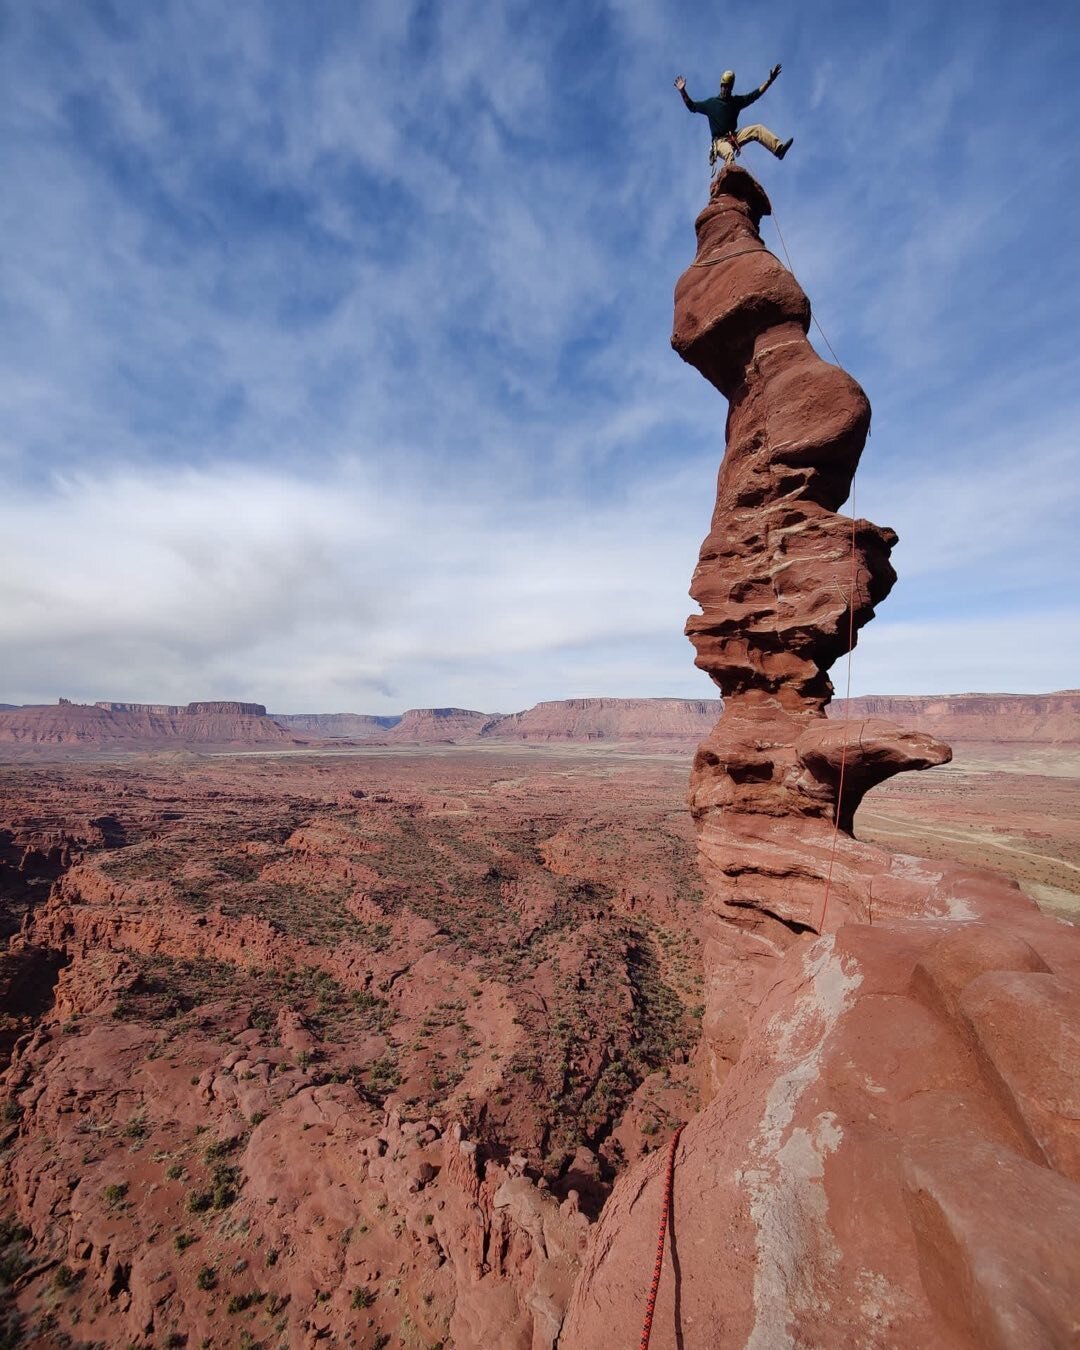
[{"left": 639, "top": 1123, "right": 685, "bottom": 1350}]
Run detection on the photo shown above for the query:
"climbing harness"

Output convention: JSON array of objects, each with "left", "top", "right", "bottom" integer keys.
[
  {"left": 638, "top": 1122, "right": 685, "bottom": 1350},
  {"left": 709, "top": 134, "right": 741, "bottom": 169}
]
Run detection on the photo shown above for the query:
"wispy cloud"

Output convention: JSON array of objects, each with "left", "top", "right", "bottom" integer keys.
[
  {"left": 1, "top": 0, "right": 1077, "bottom": 709},
  {"left": 2, "top": 457, "right": 713, "bottom": 709}
]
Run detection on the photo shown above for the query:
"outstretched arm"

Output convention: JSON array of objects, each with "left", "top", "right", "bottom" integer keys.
[
  {"left": 742, "top": 63, "right": 781, "bottom": 107},
  {"left": 674, "top": 75, "right": 698, "bottom": 112}
]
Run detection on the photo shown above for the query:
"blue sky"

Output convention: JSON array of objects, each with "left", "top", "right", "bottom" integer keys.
[{"left": 2, "top": 0, "right": 1078, "bottom": 712}]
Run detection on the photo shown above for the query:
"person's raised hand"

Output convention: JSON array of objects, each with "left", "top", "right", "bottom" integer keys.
[
  {"left": 769, "top": 64, "right": 782, "bottom": 81},
  {"left": 674, "top": 75, "right": 686, "bottom": 91}
]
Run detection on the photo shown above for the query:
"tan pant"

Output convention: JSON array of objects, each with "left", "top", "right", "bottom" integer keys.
[{"left": 711, "top": 124, "right": 784, "bottom": 167}]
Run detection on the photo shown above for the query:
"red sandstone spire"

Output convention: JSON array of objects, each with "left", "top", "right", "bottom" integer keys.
[
  {"left": 564, "top": 170, "right": 1080, "bottom": 1350},
  {"left": 673, "top": 167, "right": 951, "bottom": 942}
]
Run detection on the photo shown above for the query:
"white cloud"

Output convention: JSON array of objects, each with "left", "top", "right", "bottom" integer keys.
[
  {"left": 4, "top": 444, "right": 1075, "bottom": 712},
  {"left": 1, "top": 3, "right": 1078, "bottom": 713},
  {"left": 1, "top": 458, "right": 709, "bottom": 710},
  {"left": 849, "top": 612, "right": 1080, "bottom": 698}
]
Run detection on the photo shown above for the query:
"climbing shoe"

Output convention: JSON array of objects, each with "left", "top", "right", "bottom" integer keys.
[{"left": 776, "top": 138, "right": 794, "bottom": 160}]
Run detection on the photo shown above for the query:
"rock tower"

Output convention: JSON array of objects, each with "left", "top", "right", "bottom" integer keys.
[
  {"left": 677, "top": 167, "right": 949, "bottom": 922},
  {"left": 562, "top": 168, "right": 1080, "bottom": 1350}
]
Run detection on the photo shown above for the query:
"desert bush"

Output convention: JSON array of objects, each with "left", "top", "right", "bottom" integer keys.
[{"left": 53, "top": 1264, "right": 80, "bottom": 1290}]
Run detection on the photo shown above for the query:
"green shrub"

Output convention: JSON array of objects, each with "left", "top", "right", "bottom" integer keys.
[{"left": 53, "top": 1264, "right": 80, "bottom": 1290}]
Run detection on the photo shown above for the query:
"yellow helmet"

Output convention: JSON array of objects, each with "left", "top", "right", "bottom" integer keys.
[{"left": 720, "top": 69, "right": 735, "bottom": 87}]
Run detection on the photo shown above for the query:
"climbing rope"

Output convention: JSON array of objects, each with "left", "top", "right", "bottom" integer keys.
[
  {"left": 636, "top": 200, "right": 860, "bottom": 1348},
  {"left": 770, "top": 210, "right": 845, "bottom": 368},
  {"left": 639, "top": 1122, "right": 685, "bottom": 1350},
  {"left": 766, "top": 205, "right": 861, "bottom": 933},
  {"left": 812, "top": 490, "right": 859, "bottom": 934},
  {"left": 691, "top": 244, "right": 775, "bottom": 268}
]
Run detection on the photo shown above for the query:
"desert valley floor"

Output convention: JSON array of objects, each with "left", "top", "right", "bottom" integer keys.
[{"left": 1, "top": 743, "right": 1076, "bottom": 1347}]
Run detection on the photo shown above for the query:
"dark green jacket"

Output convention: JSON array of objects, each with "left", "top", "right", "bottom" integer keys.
[{"left": 687, "top": 88, "right": 763, "bottom": 139}]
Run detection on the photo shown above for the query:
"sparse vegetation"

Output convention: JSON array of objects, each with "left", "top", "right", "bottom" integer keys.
[
  {"left": 1, "top": 751, "right": 711, "bottom": 1318},
  {"left": 53, "top": 1263, "right": 80, "bottom": 1290}
]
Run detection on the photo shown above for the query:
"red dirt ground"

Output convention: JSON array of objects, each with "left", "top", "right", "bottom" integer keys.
[
  {"left": 0, "top": 744, "right": 1074, "bottom": 1346},
  {"left": 0, "top": 748, "right": 706, "bottom": 1347}
]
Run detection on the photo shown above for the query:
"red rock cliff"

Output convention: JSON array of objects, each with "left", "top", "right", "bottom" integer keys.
[
  {"left": 0, "top": 702, "right": 298, "bottom": 748},
  {"left": 831, "top": 690, "right": 1080, "bottom": 745},
  {"left": 562, "top": 167, "right": 1080, "bottom": 1350}
]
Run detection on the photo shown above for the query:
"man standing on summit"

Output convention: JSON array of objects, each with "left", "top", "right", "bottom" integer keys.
[{"left": 675, "top": 66, "right": 793, "bottom": 172}]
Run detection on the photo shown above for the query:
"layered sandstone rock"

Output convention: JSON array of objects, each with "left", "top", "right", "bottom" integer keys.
[
  {"left": 270, "top": 711, "right": 401, "bottom": 739},
  {"left": 832, "top": 690, "right": 1080, "bottom": 746},
  {"left": 384, "top": 707, "right": 496, "bottom": 742},
  {"left": 0, "top": 701, "right": 300, "bottom": 748},
  {"left": 561, "top": 167, "right": 1080, "bottom": 1349},
  {"left": 670, "top": 166, "right": 950, "bottom": 930},
  {"left": 481, "top": 697, "right": 724, "bottom": 744}
]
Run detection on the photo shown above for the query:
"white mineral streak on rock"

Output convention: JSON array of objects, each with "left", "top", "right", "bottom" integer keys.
[{"left": 744, "top": 937, "right": 861, "bottom": 1350}]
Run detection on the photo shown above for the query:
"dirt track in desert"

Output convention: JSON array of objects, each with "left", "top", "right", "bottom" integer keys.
[{"left": 852, "top": 749, "right": 1080, "bottom": 921}]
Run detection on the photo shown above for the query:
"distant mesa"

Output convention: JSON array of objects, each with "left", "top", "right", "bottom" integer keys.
[
  {"left": 272, "top": 712, "right": 401, "bottom": 739},
  {"left": 94, "top": 699, "right": 269, "bottom": 716},
  {"left": 0, "top": 692, "right": 1074, "bottom": 753},
  {"left": 0, "top": 698, "right": 298, "bottom": 750},
  {"left": 479, "top": 697, "right": 725, "bottom": 743},
  {"left": 387, "top": 707, "right": 495, "bottom": 743},
  {"left": 830, "top": 691, "right": 1080, "bottom": 745},
  {"left": 274, "top": 698, "right": 729, "bottom": 746}
]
